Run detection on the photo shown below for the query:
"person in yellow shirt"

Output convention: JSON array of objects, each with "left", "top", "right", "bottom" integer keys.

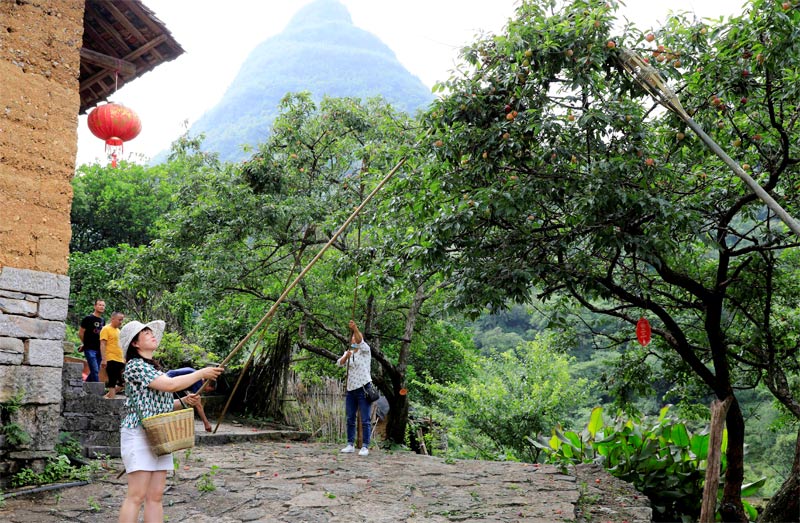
[{"left": 100, "top": 311, "right": 125, "bottom": 399}]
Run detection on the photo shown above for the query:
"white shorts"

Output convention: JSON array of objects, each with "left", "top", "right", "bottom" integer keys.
[{"left": 120, "top": 427, "right": 173, "bottom": 473}]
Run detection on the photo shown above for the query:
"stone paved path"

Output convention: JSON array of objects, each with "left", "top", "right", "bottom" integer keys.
[{"left": 0, "top": 421, "right": 650, "bottom": 523}]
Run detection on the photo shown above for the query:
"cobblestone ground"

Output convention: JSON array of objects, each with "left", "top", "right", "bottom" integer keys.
[{"left": 0, "top": 422, "right": 651, "bottom": 523}]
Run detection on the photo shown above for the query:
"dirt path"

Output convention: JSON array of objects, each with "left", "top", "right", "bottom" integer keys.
[{"left": 1, "top": 422, "right": 651, "bottom": 523}]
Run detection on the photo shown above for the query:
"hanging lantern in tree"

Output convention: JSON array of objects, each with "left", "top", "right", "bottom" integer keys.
[
  {"left": 636, "top": 317, "right": 651, "bottom": 346},
  {"left": 87, "top": 102, "right": 141, "bottom": 167}
]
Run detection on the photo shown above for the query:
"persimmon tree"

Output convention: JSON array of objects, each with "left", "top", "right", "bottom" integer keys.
[
  {"left": 134, "top": 94, "right": 474, "bottom": 444},
  {"left": 406, "top": 0, "right": 800, "bottom": 520}
]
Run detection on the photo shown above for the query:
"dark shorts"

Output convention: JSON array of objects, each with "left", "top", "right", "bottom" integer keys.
[{"left": 106, "top": 360, "right": 125, "bottom": 388}]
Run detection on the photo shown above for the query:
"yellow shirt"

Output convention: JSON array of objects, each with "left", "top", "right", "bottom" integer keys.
[{"left": 99, "top": 325, "right": 124, "bottom": 363}]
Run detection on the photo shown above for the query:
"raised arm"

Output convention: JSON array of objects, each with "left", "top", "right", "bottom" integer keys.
[
  {"left": 349, "top": 320, "right": 363, "bottom": 344},
  {"left": 149, "top": 366, "right": 223, "bottom": 393}
]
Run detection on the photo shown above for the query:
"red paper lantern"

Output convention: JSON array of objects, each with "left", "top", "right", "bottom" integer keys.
[
  {"left": 636, "top": 317, "right": 651, "bottom": 346},
  {"left": 87, "top": 102, "right": 141, "bottom": 167}
]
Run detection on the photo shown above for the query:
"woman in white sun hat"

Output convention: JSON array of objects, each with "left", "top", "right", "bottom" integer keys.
[{"left": 117, "top": 319, "right": 224, "bottom": 523}]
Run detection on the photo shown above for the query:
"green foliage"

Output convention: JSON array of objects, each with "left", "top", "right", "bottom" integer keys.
[
  {"left": 154, "top": 332, "right": 220, "bottom": 370},
  {"left": 67, "top": 245, "right": 141, "bottom": 321},
  {"left": 0, "top": 391, "right": 23, "bottom": 415},
  {"left": 402, "top": 0, "right": 800, "bottom": 516},
  {"left": 534, "top": 406, "right": 766, "bottom": 522},
  {"left": 406, "top": 320, "right": 478, "bottom": 404},
  {"left": 10, "top": 455, "right": 93, "bottom": 488},
  {"left": 70, "top": 162, "right": 178, "bottom": 252},
  {"left": 1, "top": 423, "right": 31, "bottom": 448},
  {"left": 423, "top": 333, "right": 589, "bottom": 462},
  {"left": 0, "top": 391, "right": 31, "bottom": 448},
  {"left": 196, "top": 465, "right": 219, "bottom": 492},
  {"left": 54, "top": 433, "right": 83, "bottom": 459}
]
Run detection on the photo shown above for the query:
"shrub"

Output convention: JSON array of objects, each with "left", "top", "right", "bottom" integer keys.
[
  {"left": 11, "top": 455, "right": 93, "bottom": 488},
  {"left": 0, "top": 391, "right": 31, "bottom": 448},
  {"left": 424, "top": 333, "right": 589, "bottom": 462},
  {"left": 533, "top": 406, "right": 764, "bottom": 522}
]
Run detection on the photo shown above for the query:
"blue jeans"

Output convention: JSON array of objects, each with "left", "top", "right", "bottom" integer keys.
[
  {"left": 85, "top": 349, "right": 101, "bottom": 382},
  {"left": 345, "top": 387, "right": 372, "bottom": 447}
]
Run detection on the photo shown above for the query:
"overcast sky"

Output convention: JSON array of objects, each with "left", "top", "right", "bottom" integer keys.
[{"left": 75, "top": 0, "right": 741, "bottom": 166}]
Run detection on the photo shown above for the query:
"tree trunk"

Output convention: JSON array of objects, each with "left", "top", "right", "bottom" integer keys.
[
  {"left": 758, "top": 425, "right": 800, "bottom": 523},
  {"left": 700, "top": 396, "right": 733, "bottom": 523},
  {"left": 385, "top": 393, "right": 408, "bottom": 444},
  {"left": 382, "top": 283, "right": 426, "bottom": 445},
  {"left": 719, "top": 399, "right": 748, "bottom": 522}
]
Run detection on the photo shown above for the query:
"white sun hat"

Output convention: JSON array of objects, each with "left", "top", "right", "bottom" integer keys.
[{"left": 119, "top": 320, "right": 166, "bottom": 353}]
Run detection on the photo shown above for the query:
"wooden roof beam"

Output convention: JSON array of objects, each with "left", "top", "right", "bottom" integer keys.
[
  {"left": 102, "top": 1, "right": 148, "bottom": 43},
  {"left": 80, "top": 47, "right": 136, "bottom": 76}
]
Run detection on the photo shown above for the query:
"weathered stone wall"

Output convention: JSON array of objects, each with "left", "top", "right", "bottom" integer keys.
[
  {"left": 61, "top": 361, "right": 123, "bottom": 459},
  {"left": 0, "top": 0, "right": 83, "bottom": 274},
  {"left": 0, "top": 267, "right": 70, "bottom": 484}
]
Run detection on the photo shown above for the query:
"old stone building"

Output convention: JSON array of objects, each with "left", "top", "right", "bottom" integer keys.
[{"left": 0, "top": 0, "right": 182, "bottom": 484}]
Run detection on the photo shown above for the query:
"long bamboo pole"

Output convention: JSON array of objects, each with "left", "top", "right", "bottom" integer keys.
[
  {"left": 199, "top": 155, "right": 408, "bottom": 404},
  {"left": 681, "top": 118, "right": 800, "bottom": 237},
  {"left": 211, "top": 321, "right": 269, "bottom": 433},
  {"left": 618, "top": 49, "right": 800, "bottom": 238},
  {"left": 212, "top": 246, "right": 306, "bottom": 433}
]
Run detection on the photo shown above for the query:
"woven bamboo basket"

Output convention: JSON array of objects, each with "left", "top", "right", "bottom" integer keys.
[{"left": 141, "top": 408, "right": 195, "bottom": 456}]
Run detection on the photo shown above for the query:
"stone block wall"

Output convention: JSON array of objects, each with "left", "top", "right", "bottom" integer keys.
[
  {"left": 0, "top": 267, "right": 70, "bottom": 484},
  {"left": 61, "top": 361, "right": 123, "bottom": 459}
]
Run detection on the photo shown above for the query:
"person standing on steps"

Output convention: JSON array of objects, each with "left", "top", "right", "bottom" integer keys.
[
  {"left": 117, "top": 319, "right": 224, "bottom": 523},
  {"left": 100, "top": 311, "right": 126, "bottom": 399},
  {"left": 78, "top": 299, "right": 105, "bottom": 382},
  {"left": 336, "top": 320, "right": 373, "bottom": 456}
]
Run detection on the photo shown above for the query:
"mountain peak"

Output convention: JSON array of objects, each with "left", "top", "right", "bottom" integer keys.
[
  {"left": 175, "top": 0, "right": 433, "bottom": 163},
  {"left": 287, "top": 0, "right": 353, "bottom": 30}
]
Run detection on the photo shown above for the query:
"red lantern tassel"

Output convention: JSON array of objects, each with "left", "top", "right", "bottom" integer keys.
[{"left": 106, "top": 137, "right": 124, "bottom": 168}]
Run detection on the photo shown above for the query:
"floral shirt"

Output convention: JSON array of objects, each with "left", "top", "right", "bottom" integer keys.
[
  {"left": 121, "top": 358, "right": 173, "bottom": 429},
  {"left": 337, "top": 340, "right": 372, "bottom": 391}
]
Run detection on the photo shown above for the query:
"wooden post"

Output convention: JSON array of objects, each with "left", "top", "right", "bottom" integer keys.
[{"left": 700, "top": 396, "right": 734, "bottom": 523}]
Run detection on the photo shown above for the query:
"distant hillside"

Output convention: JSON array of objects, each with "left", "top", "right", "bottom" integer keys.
[{"left": 181, "top": 0, "right": 434, "bottom": 163}]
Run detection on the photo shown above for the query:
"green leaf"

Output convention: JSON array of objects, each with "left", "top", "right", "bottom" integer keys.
[
  {"left": 587, "top": 406, "right": 604, "bottom": 438},
  {"left": 740, "top": 477, "right": 766, "bottom": 497},
  {"left": 671, "top": 424, "right": 690, "bottom": 448}
]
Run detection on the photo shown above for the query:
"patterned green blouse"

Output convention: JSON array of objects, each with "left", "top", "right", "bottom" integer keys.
[{"left": 121, "top": 358, "right": 173, "bottom": 429}]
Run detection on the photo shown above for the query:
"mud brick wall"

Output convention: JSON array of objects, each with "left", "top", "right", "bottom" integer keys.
[{"left": 0, "top": 0, "right": 83, "bottom": 274}]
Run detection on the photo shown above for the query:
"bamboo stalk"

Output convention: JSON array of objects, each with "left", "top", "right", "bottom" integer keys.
[
  {"left": 200, "top": 156, "right": 408, "bottom": 403},
  {"left": 618, "top": 49, "right": 800, "bottom": 238},
  {"left": 211, "top": 326, "right": 268, "bottom": 433},
  {"left": 212, "top": 242, "right": 308, "bottom": 433}
]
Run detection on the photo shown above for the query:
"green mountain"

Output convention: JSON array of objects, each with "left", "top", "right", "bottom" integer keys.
[{"left": 185, "top": 0, "right": 434, "bottom": 162}]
